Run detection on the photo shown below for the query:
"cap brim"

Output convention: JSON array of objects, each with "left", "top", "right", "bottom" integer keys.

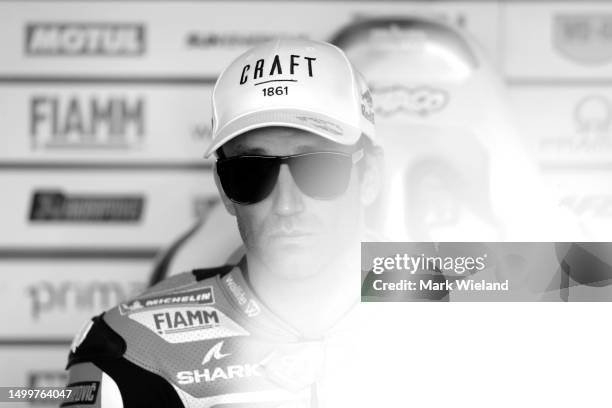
[{"left": 204, "top": 109, "right": 363, "bottom": 157}]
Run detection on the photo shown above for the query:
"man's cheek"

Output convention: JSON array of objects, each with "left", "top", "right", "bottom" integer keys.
[
  {"left": 235, "top": 209, "right": 262, "bottom": 250},
  {"left": 320, "top": 208, "right": 353, "bottom": 241}
]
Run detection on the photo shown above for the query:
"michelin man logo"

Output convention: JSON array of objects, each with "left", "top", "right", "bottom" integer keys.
[
  {"left": 575, "top": 95, "right": 611, "bottom": 134},
  {"left": 372, "top": 85, "right": 448, "bottom": 117},
  {"left": 574, "top": 95, "right": 612, "bottom": 145}
]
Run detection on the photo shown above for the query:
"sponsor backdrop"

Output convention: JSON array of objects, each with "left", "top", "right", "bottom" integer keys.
[{"left": 0, "top": 0, "right": 611, "bottom": 405}]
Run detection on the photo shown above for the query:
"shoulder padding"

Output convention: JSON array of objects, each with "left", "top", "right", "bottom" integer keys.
[
  {"left": 66, "top": 315, "right": 184, "bottom": 407},
  {"left": 67, "top": 314, "right": 126, "bottom": 369},
  {"left": 91, "top": 356, "right": 184, "bottom": 407}
]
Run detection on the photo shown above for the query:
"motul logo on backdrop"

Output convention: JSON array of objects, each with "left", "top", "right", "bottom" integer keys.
[{"left": 25, "top": 23, "right": 146, "bottom": 55}]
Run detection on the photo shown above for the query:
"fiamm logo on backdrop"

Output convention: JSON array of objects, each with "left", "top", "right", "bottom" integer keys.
[
  {"left": 30, "top": 95, "right": 145, "bottom": 150},
  {"left": 29, "top": 190, "right": 145, "bottom": 222},
  {"left": 25, "top": 23, "right": 146, "bottom": 56}
]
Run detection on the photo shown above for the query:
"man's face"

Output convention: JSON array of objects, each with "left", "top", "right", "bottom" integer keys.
[{"left": 216, "top": 127, "right": 364, "bottom": 280}]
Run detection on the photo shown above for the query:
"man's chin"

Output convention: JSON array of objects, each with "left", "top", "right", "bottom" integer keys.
[
  {"left": 263, "top": 252, "right": 327, "bottom": 281},
  {"left": 252, "top": 236, "right": 349, "bottom": 280}
]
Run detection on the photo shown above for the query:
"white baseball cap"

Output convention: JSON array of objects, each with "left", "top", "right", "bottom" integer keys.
[{"left": 204, "top": 38, "right": 377, "bottom": 157}]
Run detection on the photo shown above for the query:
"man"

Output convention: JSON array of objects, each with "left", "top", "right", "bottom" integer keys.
[{"left": 63, "top": 38, "right": 383, "bottom": 407}]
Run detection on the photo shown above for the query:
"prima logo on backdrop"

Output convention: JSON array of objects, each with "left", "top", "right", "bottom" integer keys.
[
  {"left": 30, "top": 95, "right": 145, "bottom": 150},
  {"left": 553, "top": 14, "right": 612, "bottom": 65},
  {"left": 29, "top": 190, "right": 145, "bottom": 222},
  {"left": 27, "top": 280, "right": 143, "bottom": 320},
  {"left": 25, "top": 23, "right": 146, "bottom": 56}
]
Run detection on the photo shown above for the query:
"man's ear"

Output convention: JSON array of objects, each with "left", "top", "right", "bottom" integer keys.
[
  {"left": 360, "top": 148, "right": 384, "bottom": 207},
  {"left": 213, "top": 162, "right": 236, "bottom": 216}
]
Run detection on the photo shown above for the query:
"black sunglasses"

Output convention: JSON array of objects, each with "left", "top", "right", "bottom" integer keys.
[{"left": 216, "top": 150, "right": 364, "bottom": 205}]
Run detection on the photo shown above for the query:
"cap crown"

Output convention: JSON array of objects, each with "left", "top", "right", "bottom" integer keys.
[{"left": 207, "top": 38, "right": 376, "bottom": 156}]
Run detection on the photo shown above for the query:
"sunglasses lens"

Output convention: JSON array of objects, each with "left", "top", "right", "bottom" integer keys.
[
  {"left": 217, "top": 157, "right": 279, "bottom": 204},
  {"left": 291, "top": 153, "right": 353, "bottom": 199}
]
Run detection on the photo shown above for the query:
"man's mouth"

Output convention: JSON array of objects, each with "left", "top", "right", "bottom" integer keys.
[{"left": 269, "top": 230, "right": 314, "bottom": 239}]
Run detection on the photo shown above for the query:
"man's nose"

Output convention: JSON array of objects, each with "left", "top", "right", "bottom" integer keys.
[{"left": 272, "top": 164, "right": 305, "bottom": 216}]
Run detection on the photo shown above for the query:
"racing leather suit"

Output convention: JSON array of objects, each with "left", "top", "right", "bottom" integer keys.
[{"left": 64, "top": 262, "right": 368, "bottom": 408}]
